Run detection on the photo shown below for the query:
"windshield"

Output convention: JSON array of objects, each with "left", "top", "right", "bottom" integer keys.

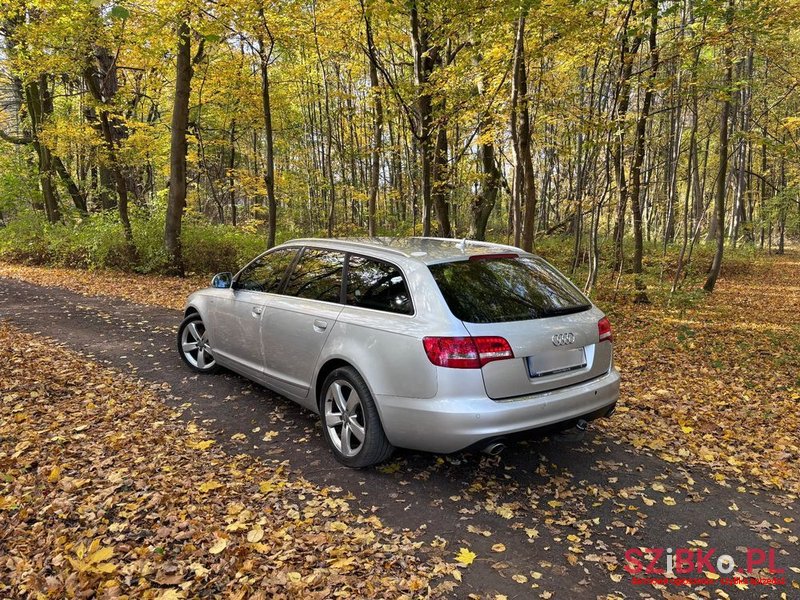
[{"left": 429, "top": 256, "right": 591, "bottom": 323}]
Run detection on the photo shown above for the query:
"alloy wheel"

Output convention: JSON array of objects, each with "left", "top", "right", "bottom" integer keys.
[
  {"left": 324, "top": 380, "right": 366, "bottom": 458},
  {"left": 180, "top": 320, "right": 216, "bottom": 370}
]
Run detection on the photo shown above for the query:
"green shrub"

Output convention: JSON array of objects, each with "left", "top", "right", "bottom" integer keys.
[
  {"left": 179, "top": 217, "right": 266, "bottom": 275},
  {"left": 0, "top": 212, "right": 50, "bottom": 264},
  {"left": 50, "top": 212, "right": 134, "bottom": 270},
  {"left": 131, "top": 211, "right": 169, "bottom": 274}
]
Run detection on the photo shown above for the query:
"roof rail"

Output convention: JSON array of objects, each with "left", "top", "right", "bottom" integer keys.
[
  {"left": 410, "top": 236, "right": 525, "bottom": 254},
  {"left": 287, "top": 237, "right": 410, "bottom": 258}
]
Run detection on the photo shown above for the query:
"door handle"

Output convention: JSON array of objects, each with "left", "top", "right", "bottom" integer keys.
[
  {"left": 313, "top": 319, "right": 328, "bottom": 331},
  {"left": 252, "top": 306, "right": 263, "bottom": 316}
]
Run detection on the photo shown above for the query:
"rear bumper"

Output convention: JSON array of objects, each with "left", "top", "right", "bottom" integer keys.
[{"left": 375, "top": 368, "right": 620, "bottom": 454}]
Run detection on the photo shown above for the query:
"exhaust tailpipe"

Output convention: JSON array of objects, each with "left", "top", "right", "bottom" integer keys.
[
  {"left": 576, "top": 419, "right": 589, "bottom": 432},
  {"left": 482, "top": 442, "right": 506, "bottom": 456}
]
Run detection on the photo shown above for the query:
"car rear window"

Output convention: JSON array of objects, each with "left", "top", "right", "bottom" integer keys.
[
  {"left": 429, "top": 256, "right": 591, "bottom": 323},
  {"left": 346, "top": 255, "right": 413, "bottom": 315}
]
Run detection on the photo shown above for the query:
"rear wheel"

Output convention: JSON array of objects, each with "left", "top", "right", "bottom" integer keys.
[
  {"left": 177, "top": 314, "right": 219, "bottom": 373},
  {"left": 319, "top": 367, "right": 394, "bottom": 468}
]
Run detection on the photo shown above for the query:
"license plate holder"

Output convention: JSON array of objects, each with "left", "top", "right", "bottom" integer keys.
[{"left": 527, "top": 348, "right": 586, "bottom": 378}]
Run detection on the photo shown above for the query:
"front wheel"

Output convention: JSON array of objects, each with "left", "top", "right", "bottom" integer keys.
[
  {"left": 177, "top": 314, "right": 219, "bottom": 373},
  {"left": 319, "top": 367, "right": 394, "bottom": 468}
]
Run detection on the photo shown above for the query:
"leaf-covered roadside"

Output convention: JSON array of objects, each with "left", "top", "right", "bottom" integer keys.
[
  {"left": 0, "top": 323, "right": 454, "bottom": 598},
  {"left": 0, "top": 262, "right": 205, "bottom": 311},
  {"left": 606, "top": 252, "right": 800, "bottom": 498}
]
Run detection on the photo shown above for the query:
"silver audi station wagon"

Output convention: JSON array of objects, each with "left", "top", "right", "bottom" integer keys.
[{"left": 178, "top": 238, "right": 619, "bottom": 467}]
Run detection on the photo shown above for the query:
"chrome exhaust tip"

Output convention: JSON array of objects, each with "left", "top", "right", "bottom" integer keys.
[
  {"left": 576, "top": 419, "right": 589, "bottom": 432},
  {"left": 482, "top": 442, "right": 506, "bottom": 456}
]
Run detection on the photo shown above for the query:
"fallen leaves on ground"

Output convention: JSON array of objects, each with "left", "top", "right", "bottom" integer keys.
[
  {"left": 0, "top": 323, "right": 454, "bottom": 598},
  {"left": 454, "top": 548, "right": 476, "bottom": 567},
  {"left": 0, "top": 262, "right": 206, "bottom": 311},
  {"left": 604, "top": 251, "right": 800, "bottom": 497}
]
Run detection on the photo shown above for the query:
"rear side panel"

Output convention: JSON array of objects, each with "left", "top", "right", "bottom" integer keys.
[
  {"left": 324, "top": 310, "right": 440, "bottom": 401},
  {"left": 311, "top": 256, "right": 461, "bottom": 410}
]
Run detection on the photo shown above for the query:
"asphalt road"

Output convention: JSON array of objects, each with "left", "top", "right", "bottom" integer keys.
[{"left": 1, "top": 278, "right": 796, "bottom": 598}]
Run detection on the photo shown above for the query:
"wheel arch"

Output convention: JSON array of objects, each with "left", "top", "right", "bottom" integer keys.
[
  {"left": 313, "top": 357, "right": 385, "bottom": 420},
  {"left": 314, "top": 358, "right": 354, "bottom": 412},
  {"left": 181, "top": 299, "right": 216, "bottom": 349},
  {"left": 314, "top": 356, "right": 395, "bottom": 466}
]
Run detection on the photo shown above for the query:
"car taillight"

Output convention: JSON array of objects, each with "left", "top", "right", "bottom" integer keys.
[
  {"left": 474, "top": 336, "right": 516, "bottom": 364},
  {"left": 598, "top": 316, "right": 613, "bottom": 342},
  {"left": 423, "top": 336, "right": 514, "bottom": 369}
]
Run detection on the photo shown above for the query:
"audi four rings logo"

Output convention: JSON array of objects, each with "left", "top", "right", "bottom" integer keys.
[{"left": 552, "top": 332, "right": 576, "bottom": 346}]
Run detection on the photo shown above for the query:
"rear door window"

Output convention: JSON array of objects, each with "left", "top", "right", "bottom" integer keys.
[
  {"left": 429, "top": 256, "right": 590, "bottom": 323},
  {"left": 346, "top": 255, "right": 413, "bottom": 315},
  {"left": 235, "top": 248, "right": 297, "bottom": 293},
  {"left": 283, "top": 248, "right": 345, "bottom": 303}
]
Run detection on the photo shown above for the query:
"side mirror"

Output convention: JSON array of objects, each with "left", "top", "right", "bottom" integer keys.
[{"left": 211, "top": 272, "right": 233, "bottom": 289}]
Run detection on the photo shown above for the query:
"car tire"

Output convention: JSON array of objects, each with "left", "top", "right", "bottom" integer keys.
[
  {"left": 177, "top": 313, "right": 219, "bottom": 374},
  {"left": 319, "top": 366, "right": 394, "bottom": 468}
]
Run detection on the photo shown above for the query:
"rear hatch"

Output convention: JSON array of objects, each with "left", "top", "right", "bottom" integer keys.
[{"left": 429, "top": 255, "right": 612, "bottom": 400}]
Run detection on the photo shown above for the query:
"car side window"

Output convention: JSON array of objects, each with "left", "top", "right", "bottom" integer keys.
[
  {"left": 235, "top": 248, "right": 297, "bottom": 293},
  {"left": 283, "top": 248, "right": 344, "bottom": 303},
  {"left": 346, "top": 255, "right": 413, "bottom": 315}
]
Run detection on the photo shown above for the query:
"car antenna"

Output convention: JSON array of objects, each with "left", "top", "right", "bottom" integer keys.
[{"left": 458, "top": 238, "right": 468, "bottom": 251}]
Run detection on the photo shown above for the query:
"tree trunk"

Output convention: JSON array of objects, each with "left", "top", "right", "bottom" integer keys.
[
  {"left": 470, "top": 53, "right": 500, "bottom": 241},
  {"left": 37, "top": 144, "right": 60, "bottom": 223},
  {"left": 704, "top": 0, "right": 733, "bottom": 293},
  {"left": 52, "top": 156, "right": 88, "bottom": 215},
  {"left": 629, "top": 0, "right": 659, "bottom": 276},
  {"left": 470, "top": 140, "right": 499, "bottom": 240},
  {"left": 257, "top": 15, "right": 277, "bottom": 248},
  {"left": 311, "top": 7, "right": 337, "bottom": 237},
  {"left": 432, "top": 122, "right": 451, "bottom": 237},
  {"left": 777, "top": 142, "right": 786, "bottom": 255},
  {"left": 165, "top": 19, "right": 195, "bottom": 275},
  {"left": 228, "top": 119, "right": 237, "bottom": 227},
  {"left": 611, "top": 27, "right": 642, "bottom": 270},
  {"left": 759, "top": 89, "right": 768, "bottom": 249},
  {"left": 730, "top": 46, "right": 753, "bottom": 247},
  {"left": 363, "top": 7, "right": 383, "bottom": 237},
  {"left": 410, "top": 0, "right": 434, "bottom": 236},
  {"left": 19, "top": 75, "right": 60, "bottom": 222},
  {"left": 512, "top": 13, "right": 536, "bottom": 251},
  {"left": 671, "top": 15, "right": 700, "bottom": 298}
]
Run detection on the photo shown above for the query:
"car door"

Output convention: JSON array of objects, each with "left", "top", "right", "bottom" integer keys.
[
  {"left": 211, "top": 247, "right": 299, "bottom": 381},
  {"left": 261, "top": 247, "right": 345, "bottom": 400}
]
